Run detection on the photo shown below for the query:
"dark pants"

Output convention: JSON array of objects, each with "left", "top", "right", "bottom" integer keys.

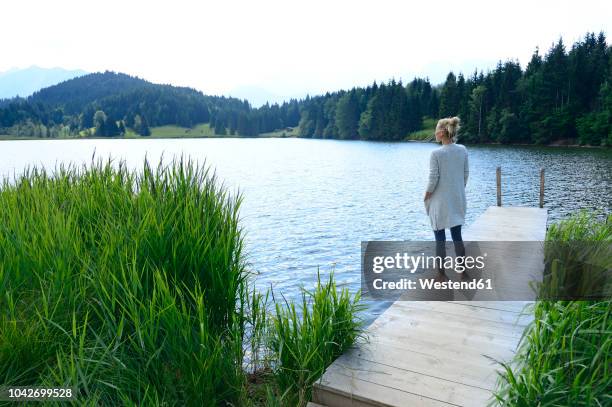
[{"left": 434, "top": 225, "right": 465, "bottom": 263}]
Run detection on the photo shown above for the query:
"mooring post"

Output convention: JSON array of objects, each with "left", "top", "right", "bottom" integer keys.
[
  {"left": 539, "top": 168, "right": 545, "bottom": 208},
  {"left": 496, "top": 166, "right": 502, "bottom": 207}
]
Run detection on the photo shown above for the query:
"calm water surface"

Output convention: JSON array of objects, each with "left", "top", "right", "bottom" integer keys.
[{"left": 1, "top": 138, "right": 610, "bottom": 319}]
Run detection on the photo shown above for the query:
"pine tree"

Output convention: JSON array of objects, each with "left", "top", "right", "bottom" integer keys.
[
  {"left": 438, "top": 72, "right": 459, "bottom": 117},
  {"left": 105, "top": 117, "right": 120, "bottom": 136},
  {"left": 335, "top": 91, "right": 360, "bottom": 139},
  {"left": 140, "top": 116, "right": 151, "bottom": 136},
  {"left": 214, "top": 119, "right": 226, "bottom": 135}
]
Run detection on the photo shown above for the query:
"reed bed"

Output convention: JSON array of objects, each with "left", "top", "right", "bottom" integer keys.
[
  {"left": 0, "top": 158, "right": 364, "bottom": 406},
  {"left": 0, "top": 158, "right": 248, "bottom": 405},
  {"left": 494, "top": 211, "right": 611, "bottom": 406}
]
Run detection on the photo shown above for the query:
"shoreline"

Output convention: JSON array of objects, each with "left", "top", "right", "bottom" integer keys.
[
  {"left": 0, "top": 134, "right": 609, "bottom": 149},
  {"left": 405, "top": 138, "right": 610, "bottom": 149}
]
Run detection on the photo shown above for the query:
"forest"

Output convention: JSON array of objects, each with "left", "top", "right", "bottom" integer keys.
[{"left": 0, "top": 31, "right": 610, "bottom": 145}]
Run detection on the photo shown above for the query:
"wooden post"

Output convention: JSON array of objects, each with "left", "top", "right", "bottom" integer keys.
[
  {"left": 539, "top": 168, "right": 545, "bottom": 208},
  {"left": 496, "top": 167, "right": 502, "bottom": 207}
]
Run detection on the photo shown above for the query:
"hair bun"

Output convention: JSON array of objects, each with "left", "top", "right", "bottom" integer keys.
[{"left": 435, "top": 116, "right": 461, "bottom": 142}]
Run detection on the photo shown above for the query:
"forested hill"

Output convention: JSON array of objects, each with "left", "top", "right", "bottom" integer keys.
[
  {"left": 29, "top": 72, "right": 156, "bottom": 113},
  {"left": 0, "top": 72, "right": 250, "bottom": 136},
  {"left": 0, "top": 70, "right": 301, "bottom": 137},
  {"left": 0, "top": 31, "right": 610, "bottom": 145}
]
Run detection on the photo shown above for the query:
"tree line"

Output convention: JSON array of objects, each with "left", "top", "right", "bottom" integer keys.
[
  {"left": 292, "top": 31, "right": 610, "bottom": 145},
  {"left": 295, "top": 78, "right": 437, "bottom": 140},
  {"left": 438, "top": 31, "right": 611, "bottom": 145},
  {"left": 0, "top": 31, "right": 610, "bottom": 145}
]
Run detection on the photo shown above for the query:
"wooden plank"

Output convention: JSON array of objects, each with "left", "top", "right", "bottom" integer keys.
[
  {"left": 314, "top": 368, "right": 460, "bottom": 407},
  {"left": 363, "top": 327, "right": 519, "bottom": 362},
  {"left": 449, "top": 301, "right": 533, "bottom": 314},
  {"left": 464, "top": 207, "right": 548, "bottom": 241},
  {"left": 389, "top": 301, "right": 532, "bottom": 326},
  {"left": 364, "top": 318, "right": 522, "bottom": 359},
  {"left": 384, "top": 301, "right": 529, "bottom": 332},
  {"left": 339, "top": 340, "right": 506, "bottom": 390},
  {"left": 321, "top": 359, "right": 493, "bottom": 406},
  {"left": 369, "top": 306, "right": 526, "bottom": 341}
]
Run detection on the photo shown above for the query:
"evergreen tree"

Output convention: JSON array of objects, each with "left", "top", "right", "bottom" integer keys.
[
  {"left": 140, "top": 116, "right": 151, "bottom": 136},
  {"left": 335, "top": 91, "right": 360, "bottom": 139},
  {"left": 214, "top": 118, "right": 226, "bottom": 135},
  {"left": 81, "top": 105, "right": 95, "bottom": 128},
  {"left": 438, "top": 72, "right": 459, "bottom": 117},
  {"left": 576, "top": 68, "right": 612, "bottom": 145},
  {"left": 93, "top": 110, "right": 107, "bottom": 136},
  {"left": 105, "top": 117, "right": 120, "bottom": 136}
]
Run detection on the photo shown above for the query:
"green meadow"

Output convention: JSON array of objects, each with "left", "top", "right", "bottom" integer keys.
[
  {"left": 146, "top": 123, "right": 216, "bottom": 138},
  {"left": 257, "top": 127, "right": 299, "bottom": 138},
  {"left": 121, "top": 123, "right": 217, "bottom": 139},
  {"left": 406, "top": 117, "right": 436, "bottom": 141}
]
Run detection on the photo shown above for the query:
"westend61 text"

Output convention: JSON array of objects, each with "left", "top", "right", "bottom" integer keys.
[{"left": 372, "top": 278, "right": 493, "bottom": 291}]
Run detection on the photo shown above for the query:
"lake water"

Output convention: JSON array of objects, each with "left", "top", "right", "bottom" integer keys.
[{"left": 1, "top": 138, "right": 610, "bottom": 319}]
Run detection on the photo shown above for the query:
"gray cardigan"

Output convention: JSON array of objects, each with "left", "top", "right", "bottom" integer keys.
[{"left": 424, "top": 143, "right": 469, "bottom": 231}]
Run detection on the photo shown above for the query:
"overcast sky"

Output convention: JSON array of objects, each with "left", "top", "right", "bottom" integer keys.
[{"left": 2, "top": 0, "right": 611, "bottom": 102}]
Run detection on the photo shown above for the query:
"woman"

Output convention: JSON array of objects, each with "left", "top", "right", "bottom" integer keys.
[{"left": 424, "top": 117, "right": 468, "bottom": 270}]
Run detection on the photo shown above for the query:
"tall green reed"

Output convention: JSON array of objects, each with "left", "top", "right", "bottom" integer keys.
[
  {"left": 0, "top": 157, "right": 249, "bottom": 405},
  {"left": 267, "top": 270, "right": 365, "bottom": 407},
  {"left": 494, "top": 211, "right": 611, "bottom": 406},
  {"left": 538, "top": 210, "right": 611, "bottom": 300}
]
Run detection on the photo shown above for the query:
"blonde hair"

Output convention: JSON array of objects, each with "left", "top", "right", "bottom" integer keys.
[{"left": 436, "top": 117, "right": 461, "bottom": 142}]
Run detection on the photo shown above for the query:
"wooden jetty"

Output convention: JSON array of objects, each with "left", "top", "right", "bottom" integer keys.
[{"left": 311, "top": 206, "right": 548, "bottom": 407}]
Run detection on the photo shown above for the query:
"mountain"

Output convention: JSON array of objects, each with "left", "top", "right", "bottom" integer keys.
[
  {"left": 0, "top": 66, "right": 87, "bottom": 99},
  {"left": 0, "top": 71, "right": 271, "bottom": 137},
  {"left": 29, "top": 71, "right": 180, "bottom": 115},
  {"left": 27, "top": 71, "right": 254, "bottom": 128}
]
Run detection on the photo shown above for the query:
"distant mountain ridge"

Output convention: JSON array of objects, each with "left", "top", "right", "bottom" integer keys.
[
  {"left": 0, "top": 66, "right": 87, "bottom": 99},
  {"left": 25, "top": 71, "right": 251, "bottom": 128},
  {"left": 28, "top": 71, "right": 189, "bottom": 115}
]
